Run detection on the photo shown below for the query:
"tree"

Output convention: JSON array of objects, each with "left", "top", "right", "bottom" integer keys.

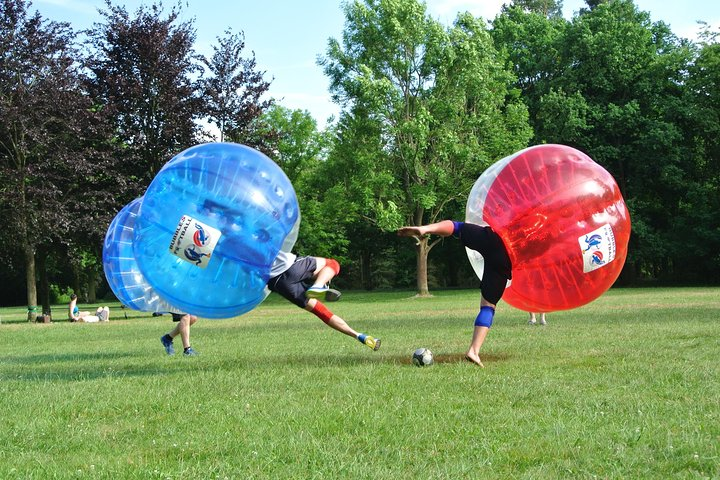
[
  {"left": 491, "top": 5, "right": 569, "bottom": 142},
  {"left": 510, "top": 0, "right": 564, "bottom": 18},
  {"left": 260, "top": 105, "right": 328, "bottom": 185},
  {"left": 321, "top": 0, "right": 532, "bottom": 295},
  {"left": 85, "top": 0, "right": 202, "bottom": 185},
  {"left": 553, "top": 1, "right": 697, "bottom": 281},
  {"left": 671, "top": 24, "right": 720, "bottom": 282},
  {"left": 0, "top": 0, "right": 113, "bottom": 318},
  {"left": 199, "top": 29, "right": 274, "bottom": 148},
  {"left": 258, "top": 105, "right": 353, "bottom": 262}
]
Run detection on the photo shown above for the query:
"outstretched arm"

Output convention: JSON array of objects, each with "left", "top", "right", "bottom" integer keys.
[{"left": 397, "top": 220, "right": 455, "bottom": 238}]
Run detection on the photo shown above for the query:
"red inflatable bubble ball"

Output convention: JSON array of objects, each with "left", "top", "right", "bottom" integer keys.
[{"left": 465, "top": 144, "right": 631, "bottom": 312}]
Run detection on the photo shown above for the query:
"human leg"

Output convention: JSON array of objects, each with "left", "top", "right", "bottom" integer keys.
[
  {"left": 161, "top": 313, "right": 197, "bottom": 355},
  {"left": 310, "top": 257, "right": 337, "bottom": 286},
  {"left": 177, "top": 314, "right": 198, "bottom": 350},
  {"left": 305, "top": 298, "right": 380, "bottom": 350},
  {"left": 307, "top": 258, "right": 342, "bottom": 301},
  {"left": 97, "top": 307, "right": 110, "bottom": 322},
  {"left": 528, "top": 312, "right": 537, "bottom": 325},
  {"left": 161, "top": 322, "right": 180, "bottom": 355},
  {"left": 465, "top": 298, "right": 495, "bottom": 367}
]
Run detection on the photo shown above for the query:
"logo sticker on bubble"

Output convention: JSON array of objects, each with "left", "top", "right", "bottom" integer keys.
[
  {"left": 578, "top": 224, "right": 616, "bottom": 273},
  {"left": 169, "top": 215, "right": 221, "bottom": 269}
]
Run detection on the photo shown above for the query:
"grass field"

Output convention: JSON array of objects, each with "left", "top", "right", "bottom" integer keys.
[{"left": 1, "top": 287, "right": 718, "bottom": 479}]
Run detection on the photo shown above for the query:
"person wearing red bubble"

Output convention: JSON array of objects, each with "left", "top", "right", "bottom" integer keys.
[
  {"left": 267, "top": 251, "right": 381, "bottom": 351},
  {"left": 398, "top": 220, "right": 512, "bottom": 367}
]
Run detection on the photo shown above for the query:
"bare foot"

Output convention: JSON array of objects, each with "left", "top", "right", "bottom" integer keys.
[
  {"left": 464, "top": 351, "right": 485, "bottom": 367},
  {"left": 397, "top": 226, "right": 423, "bottom": 237}
]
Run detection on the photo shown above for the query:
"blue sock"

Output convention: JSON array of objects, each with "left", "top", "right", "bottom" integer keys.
[
  {"left": 357, "top": 333, "right": 367, "bottom": 344},
  {"left": 474, "top": 306, "right": 495, "bottom": 328}
]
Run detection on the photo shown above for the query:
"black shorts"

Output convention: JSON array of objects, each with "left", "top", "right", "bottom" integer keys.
[
  {"left": 171, "top": 313, "right": 186, "bottom": 322},
  {"left": 267, "top": 256, "right": 317, "bottom": 308},
  {"left": 457, "top": 223, "right": 512, "bottom": 305}
]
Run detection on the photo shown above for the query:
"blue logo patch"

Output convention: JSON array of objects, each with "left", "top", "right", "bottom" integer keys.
[
  {"left": 184, "top": 245, "right": 210, "bottom": 266},
  {"left": 583, "top": 234, "right": 602, "bottom": 252}
]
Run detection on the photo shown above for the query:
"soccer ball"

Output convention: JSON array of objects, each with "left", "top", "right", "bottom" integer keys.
[{"left": 412, "top": 348, "right": 434, "bottom": 367}]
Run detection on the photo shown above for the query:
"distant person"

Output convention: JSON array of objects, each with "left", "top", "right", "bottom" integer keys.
[
  {"left": 68, "top": 294, "right": 110, "bottom": 323},
  {"left": 528, "top": 312, "right": 547, "bottom": 326},
  {"left": 160, "top": 313, "right": 198, "bottom": 356}
]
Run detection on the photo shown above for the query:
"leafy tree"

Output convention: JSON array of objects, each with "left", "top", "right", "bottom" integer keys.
[
  {"left": 199, "top": 29, "right": 274, "bottom": 148},
  {"left": 260, "top": 105, "right": 328, "bottom": 185},
  {"left": 258, "top": 105, "right": 352, "bottom": 261},
  {"left": 321, "top": 0, "right": 532, "bottom": 295},
  {"left": 85, "top": 0, "right": 202, "bottom": 186},
  {"left": 491, "top": 5, "right": 569, "bottom": 142},
  {"left": 0, "top": 0, "right": 114, "bottom": 317},
  {"left": 552, "top": 0, "right": 696, "bottom": 281},
  {"left": 510, "top": 0, "right": 564, "bottom": 18},
  {"left": 671, "top": 24, "right": 720, "bottom": 282}
]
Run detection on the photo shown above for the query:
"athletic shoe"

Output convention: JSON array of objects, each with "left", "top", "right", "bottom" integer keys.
[
  {"left": 528, "top": 319, "right": 536, "bottom": 325},
  {"left": 306, "top": 286, "right": 329, "bottom": 300},
  {"left": 325, "top": 288, "right": 342, "bottom": 302},
  {"left": 307, "top": 285, "right": 342, "bottom": 302},
  {"left": 539, "top": 318, "right": 547, "bottom": 326},
  {"left": 183, "top": 347, "right": 198, "bottom": 356},
  {"left": 160, "top": 334, "right": 175, "bottom": 355},
  {"left": 364, "top": 337, "right": 381, "bottom": 351}
]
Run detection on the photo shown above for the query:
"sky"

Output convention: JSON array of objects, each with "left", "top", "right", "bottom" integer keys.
[{"left": 31, "top": 0, "right": 720, "bottom": 129}]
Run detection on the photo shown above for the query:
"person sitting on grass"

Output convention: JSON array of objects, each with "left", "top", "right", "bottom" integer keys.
[
  {"left": 267, "top": 251, "right": 381, "bottom": 351},
  {"left": 68, "top": 294, "right": 110, "bottom": 323}
]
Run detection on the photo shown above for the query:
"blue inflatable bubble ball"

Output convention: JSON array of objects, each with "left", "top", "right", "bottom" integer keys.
[
  {"left": 133, "top": 143, "right": 300, "bottom": 319},
  {"left": 102, "top": 197, "right": 178, "bottom": 313}
]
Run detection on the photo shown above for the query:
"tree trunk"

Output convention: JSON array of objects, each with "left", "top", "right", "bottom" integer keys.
[
  {"left": 361, "top": 250, "right": 372, "bottom": 290},
  {"left": 415, "top": 236, "right": 431, "bottom": 297},
  {"left": 88, "top": 272, "right": 97, "bottom": 303},
  {"left": 25, "top": 243, "right": 38, "bottom": 322},
  {"left": 37, "top": 252, "right": 51, "bottom": 316},
  {"left": 71, "top": 262, "right": 81, "bottom": 299}
]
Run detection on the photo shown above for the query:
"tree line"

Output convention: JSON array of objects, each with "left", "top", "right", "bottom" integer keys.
[{"left": 1, "top": 0, "right": 718, "bottom": 315}]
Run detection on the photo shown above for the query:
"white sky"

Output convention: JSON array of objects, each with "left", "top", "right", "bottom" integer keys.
[{"left": 33, "top": 0, "right": 720, "bottom": 129}]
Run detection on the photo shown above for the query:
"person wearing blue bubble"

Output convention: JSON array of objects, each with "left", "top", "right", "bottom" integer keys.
[
  {"left": 268, "top": 251, "right": 381, "bottom": 351},
  {"left": 398, "top": 220, "right": 512, "bottom": 367}
]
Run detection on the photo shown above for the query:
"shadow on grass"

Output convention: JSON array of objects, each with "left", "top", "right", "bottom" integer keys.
[
  {"left": 3, "top": 350, "right": 514, "bottom": 383},
  {"left": 260, "top": 351, "right": 512, "bottom": 368},
  {"left": 405, "top": 352, "right": 512, "bottom": 366},
  {"left": 3, "top": 351, "right": 135, "bottom": 363}
]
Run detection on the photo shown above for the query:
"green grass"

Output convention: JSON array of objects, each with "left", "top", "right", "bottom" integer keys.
[{"left": 1, "top": 288, "right": 718, "bottom": 479}]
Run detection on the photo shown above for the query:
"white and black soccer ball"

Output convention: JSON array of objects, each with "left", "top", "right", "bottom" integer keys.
[{"left": 412, "top": 348, "right": 434, "bottom": 367}]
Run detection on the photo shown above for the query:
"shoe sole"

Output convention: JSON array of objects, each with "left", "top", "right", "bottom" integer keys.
[{"left": 325, "top": 289, "right": 341, "bottom": 302}]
